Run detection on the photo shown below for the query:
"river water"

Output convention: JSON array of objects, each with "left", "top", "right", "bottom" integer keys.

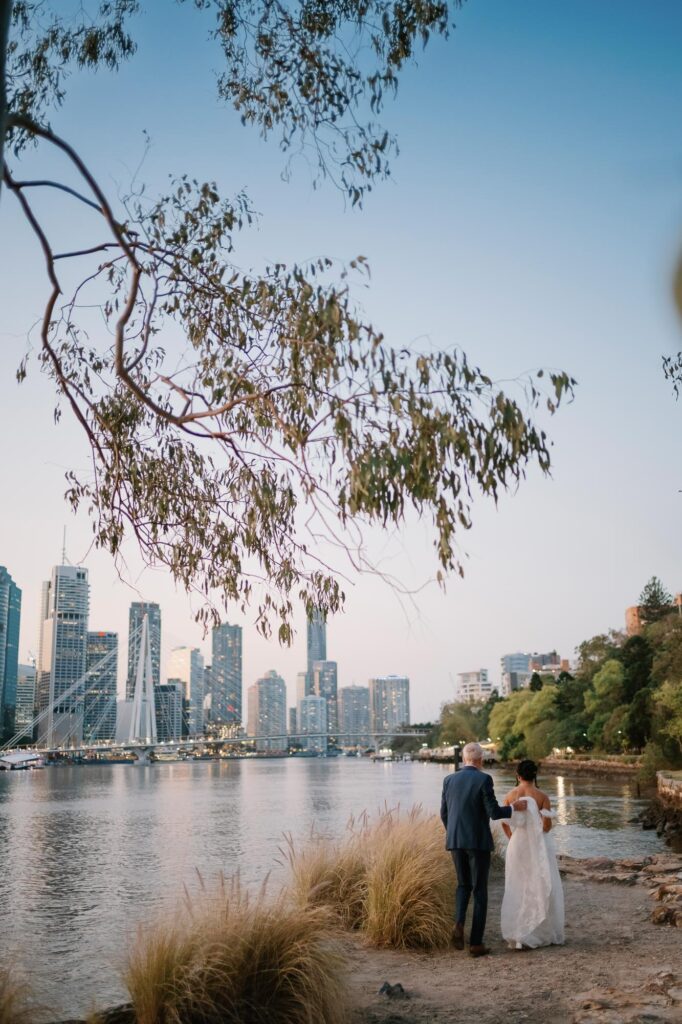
[{"left": 0, "top": 758, "right": 663, "bottom": 1017}]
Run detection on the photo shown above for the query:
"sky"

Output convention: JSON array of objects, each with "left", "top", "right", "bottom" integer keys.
[{"left": 1, "top": 0, "right": 682, "bottom": 721}]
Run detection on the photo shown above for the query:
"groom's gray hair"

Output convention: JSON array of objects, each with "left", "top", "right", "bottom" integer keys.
[{"left": 462, "top": 741, "right": 484, "bottom": 764}]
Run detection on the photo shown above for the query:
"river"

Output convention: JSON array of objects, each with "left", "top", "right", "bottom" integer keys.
[{"left": 0, "top": 758, "right": 663, "bottom": 1017}]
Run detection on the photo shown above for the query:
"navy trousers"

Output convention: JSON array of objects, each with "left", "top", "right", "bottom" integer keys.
[{"left": 451, "top": 849, "right": 491, "bottom": 946}]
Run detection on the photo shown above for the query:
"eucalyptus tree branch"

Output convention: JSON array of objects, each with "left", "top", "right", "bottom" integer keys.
[
  {"left": 2, "top": 2, "right": 577, "bottom": 638},
  {"left": 8, "top": 175, "right": 102, "bottom": 210},
  {"left": 0, "top": 0, "right": 11, "bottom": 188}
]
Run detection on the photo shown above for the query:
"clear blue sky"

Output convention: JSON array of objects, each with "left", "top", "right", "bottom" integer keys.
[{"left": 1, "top": 0, "right": 681, "bottom": 720}]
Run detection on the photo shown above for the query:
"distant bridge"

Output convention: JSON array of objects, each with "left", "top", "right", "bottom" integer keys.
[
  {"left": 2, "top": 612, "right": 429, "bottom": 763},
  {"left": 24, "top": 730, "right": 431, "bottom": 762}
]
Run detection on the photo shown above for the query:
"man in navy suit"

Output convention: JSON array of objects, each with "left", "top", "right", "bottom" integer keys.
[{"left": 440, "top": 741, "right": 526, "bottom": 956}]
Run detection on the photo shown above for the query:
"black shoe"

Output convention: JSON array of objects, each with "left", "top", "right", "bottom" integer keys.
[{"left": 451, "top": 925, "right": 464, "bottom": 950}]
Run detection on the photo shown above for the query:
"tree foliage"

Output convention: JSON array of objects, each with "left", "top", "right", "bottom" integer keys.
[
  {"left": 528, "top": 671, "right": 543, "bottom": 692},
  {"left": 467, "top": 578, "right": 682, "bottom": 768},
  {"left": 1, "top": 1, "right": 576, "bottom": 635},
  {"left": 438, "top": 701, "right": 479, "bottom": 745},
  {"left": 638, "top": 576, "right": 674, "bottom": 625}
]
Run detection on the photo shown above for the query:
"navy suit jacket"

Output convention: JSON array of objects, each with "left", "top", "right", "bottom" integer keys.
[{"left": 440, "top": 766, "right": 512, "bottom": 852}]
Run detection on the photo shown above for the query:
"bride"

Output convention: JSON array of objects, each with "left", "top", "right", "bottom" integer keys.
[{"left": 500, "top": 758, "right": 565, "bottom": 948}]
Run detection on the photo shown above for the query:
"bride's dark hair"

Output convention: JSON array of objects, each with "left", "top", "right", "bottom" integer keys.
[{"left": 517, "top": 759, "right": 538, "bottom": 783}]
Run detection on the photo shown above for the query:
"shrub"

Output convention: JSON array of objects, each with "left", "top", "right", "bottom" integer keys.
[
  {"left": 639, "top": 741, "right": 674, "bottom": 783},
  {"left": 124, "top": 879, "right": 347, "bottom": 1024}
]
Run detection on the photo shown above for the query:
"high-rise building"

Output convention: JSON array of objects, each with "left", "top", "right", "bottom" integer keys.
[
  {"left": 0, "top": 567, "right": 21, "bottom": 742},
  {"left": 529, "top": 651, "right": 561, "bottom": 672},
  {"left": 499, "top": 651, "right": 566, "bottom": 694},
  {"left": 167, "top": 647, "right": 205, "bottom": 736},
  {"left": 247, "top": 670, "right": 287, "bottom": 752},
  {"left": 37, "top": 565, "right": 90, "bottom": 747},
  {"left": 500, "top": 652, "right": 532, "bottom": 695},
  {"left": 203, "top": 664, "right": 213, "bottom": 719},
  {"left": 84, "top": 632, "right": 118, "bottom": 742},
  {"left": 15, "top": 662, "right": 36, "bottom": 743},
  {"left": 338, "top": 684, "right": 370, "bottom": 746},
  {"left": 369, "top": 675, "right": 410, "bottom": 735},
  {"left": 155, "top": 683, "right": 183, "bottom": 742},
  {"left": 211, "top": 623, "right": 242, "bottom": 724},
  {"left": 296, "top": 670, "right": 310, "bottom": 706},
  {"left": 126, "top": 602, "right": 161, "bottom": 699},
  {"left": 312, "top": 660, "right": 338, "bottom": 734},
  {"left": 456, "top": 669, "right": 492, "bottom": 703},
  {"left": 298, "top": 695, "right": 327, "bottom": 753},
  {"left": 288, "top": 706, "right": 298, "bottom": 735},
  {"left": 306, "top": 608, "right": 326, "bottom": 674}
]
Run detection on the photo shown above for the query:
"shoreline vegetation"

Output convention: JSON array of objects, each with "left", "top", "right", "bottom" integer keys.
[
  {"left": 2, "top": 807, "right": 682, "bottom": 1024},
  {"left": 431, "top": 579, "right": 682, "bottom": 791}
]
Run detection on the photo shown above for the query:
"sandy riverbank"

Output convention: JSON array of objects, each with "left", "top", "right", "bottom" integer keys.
[{"left": 345, "top": 868, "right": 682, "bottom": 1024}]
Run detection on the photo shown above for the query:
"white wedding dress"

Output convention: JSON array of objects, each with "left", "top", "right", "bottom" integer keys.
[{"left": 500, "top": 799, "right": 565, "bottom": 948}]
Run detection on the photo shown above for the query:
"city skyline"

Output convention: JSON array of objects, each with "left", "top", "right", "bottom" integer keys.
[{"left": 2, "top": 555, "right": 676, "bottom": 729}]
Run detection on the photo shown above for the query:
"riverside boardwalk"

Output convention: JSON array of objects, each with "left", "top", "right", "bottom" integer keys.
[{"left": 346, "top": 857, "right": 682, "bottom": 1024}]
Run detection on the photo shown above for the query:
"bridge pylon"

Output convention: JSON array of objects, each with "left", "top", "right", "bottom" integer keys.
[{"left": 128, "top": 613, "right": 157, "bottom": 744}]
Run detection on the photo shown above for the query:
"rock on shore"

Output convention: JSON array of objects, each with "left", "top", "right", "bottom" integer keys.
[{"left": 639, "top": 797, "right": 682, "bottom": 845}]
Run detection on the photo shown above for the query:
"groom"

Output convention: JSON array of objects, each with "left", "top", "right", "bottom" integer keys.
[{"left": 440, "top": 741, "right": 526, "bottom": 957}]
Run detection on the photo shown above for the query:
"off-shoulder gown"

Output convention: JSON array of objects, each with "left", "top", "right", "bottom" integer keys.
[{"left": 500, "top": 799, "right": 565, "bottom": 948}]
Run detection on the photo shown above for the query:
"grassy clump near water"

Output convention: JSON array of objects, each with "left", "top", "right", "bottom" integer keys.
[
  {"left": 1, "top": 809, "right": 456, "bottom": 1022},
  {"left": 124, "top": 878, "right": 347, "bottom": 1024},
  {"left": 286, "top": 806, "right": 454, "bottom": 950}
]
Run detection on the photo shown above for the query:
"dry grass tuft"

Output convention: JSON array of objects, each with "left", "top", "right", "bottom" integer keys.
[
  {"left": 363, "top": 808, "right": 454, "bottom": 949},
  {"left": 0, "top": 967, "right": 33, "bottom": 1024},
  {"left": 124, "top": 878, "right": 347, "bottom": 1024},
  {"left": 285, "top": 806, "right": 454, "bottom": 951},
  {"left": 284, "top": 820, "right": 369, "bottom": 929}
]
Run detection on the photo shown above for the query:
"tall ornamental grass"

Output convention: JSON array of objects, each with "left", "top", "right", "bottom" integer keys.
[
  {"left": 287, "top": 806, "right": 454, "bottom": 950},
  {"left": 283, "top": 816, "right": 369, "bottom": 930},
  {"left": 124, "top": 878, "right": 347, "bottom": 1024}
]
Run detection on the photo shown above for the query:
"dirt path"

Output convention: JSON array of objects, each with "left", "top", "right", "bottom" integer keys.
[{"left": 345, "top": 876, "right": 682, "bottom": 1024}]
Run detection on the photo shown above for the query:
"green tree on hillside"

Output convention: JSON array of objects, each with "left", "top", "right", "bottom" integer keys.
[
  {"left": 488, "top": 689, "right": 533, "bottom": 761},
  {"left": 576, "top": 632, "right": 624, "bottom": 683},
  {"left": 584, "top": 659, "right": 625, "bottom": 751},
  {"left": 623, "top": 686, "right": 653, "bottom": 751},
  {"left": 529, "top": 672, "right": 543, "bottom": 692},
  {"left": 638, "top": 577, "right": 674, "bottom": 626},
  {"left": 647, "top": 613, "right": 682, "bottom": 688},
  {"left": 584, "top": 659, "right": 625, "bottom": 717},
  {"left": 620, "top": 634, "right": 652, "bottom": 701},
  {"left": 439, "top": 702, "right": 480, "bottom": 746},
  {"left": 654, "top": 681, "right": 682, "bottom": 752},
  {"left": 515, "top": 684, "right": 558, "bottom": 759},
  {"left": 0, "top": 1, "right": 575, "bottom": 635}
]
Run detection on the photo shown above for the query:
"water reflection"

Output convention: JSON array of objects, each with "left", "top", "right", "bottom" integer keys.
[
  {"left": 491, "top": 769, "right": 653, "bottom": 857},
  {"left": 0, "top": 759, "right": 663, "bottom": 1018}
]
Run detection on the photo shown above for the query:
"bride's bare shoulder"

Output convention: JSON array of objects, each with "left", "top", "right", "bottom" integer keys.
[
  {"left": 537, "top": 788, "right": 551, "bottom": 808},
  {"left": 504, "top": 785, "right": 519, "bottom": 805}
]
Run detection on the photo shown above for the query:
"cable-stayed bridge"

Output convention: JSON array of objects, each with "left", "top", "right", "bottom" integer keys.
[{"left": 1, "top": 614, "right": 428, "bottom": 763}]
